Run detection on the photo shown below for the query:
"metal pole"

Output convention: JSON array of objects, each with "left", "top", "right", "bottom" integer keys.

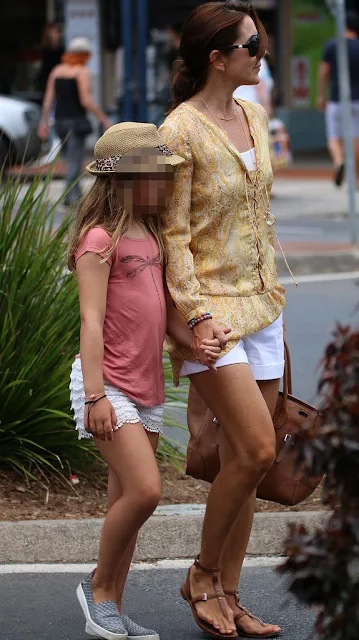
[
  {"left": 335, "top": 0, "right": 358, "bottom": 244},
  {"left": 137, "top": 0, "right": 148, "bottom": 122},
  {"left": 121, "top": 0, "right": 133, "bottom": 121}
]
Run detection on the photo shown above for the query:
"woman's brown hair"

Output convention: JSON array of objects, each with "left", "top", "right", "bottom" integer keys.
[{"left": 171, "top": 0, "right": 267, "bottom": 111}]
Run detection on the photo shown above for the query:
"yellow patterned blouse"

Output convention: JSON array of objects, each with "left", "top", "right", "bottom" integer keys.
[{"left": 159, "top": 99, "right": 286, "bottom": 383}]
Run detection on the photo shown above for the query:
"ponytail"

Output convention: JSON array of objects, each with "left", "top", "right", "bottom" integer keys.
[{"left": 171, "top": 57, "right": 206, "bottom": 112}]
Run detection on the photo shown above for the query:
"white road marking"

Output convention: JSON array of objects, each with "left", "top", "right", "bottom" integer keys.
[
  {"left": 280, "top": 271, "right": 359, "bottom": 286},
  {"left": 0, "top": 557, "right": 282, "bottom": 575}
]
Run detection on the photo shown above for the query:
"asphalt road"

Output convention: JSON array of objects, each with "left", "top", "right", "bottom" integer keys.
[
  {"left": 0, "top": 565, "right": 316, "bottom": 640},
  {"left": 275, "top": 217, "right": 351, "bottom": 244},
  {"left": 164, "top": 275, "right": 358, "bottom": 447}
]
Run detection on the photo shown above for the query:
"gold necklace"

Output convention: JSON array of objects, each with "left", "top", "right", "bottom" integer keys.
[{"left": 200, "top": 97, "right": 236, "bottom": 121}]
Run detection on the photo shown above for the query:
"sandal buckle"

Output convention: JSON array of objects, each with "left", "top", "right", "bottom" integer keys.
[{"left": 201, "top": 593, "right": 208, "bottom": 601}]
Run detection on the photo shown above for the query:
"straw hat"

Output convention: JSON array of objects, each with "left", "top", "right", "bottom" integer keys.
[
  {"left": 86, "top": 122, "right": 185, "bottom": 176},
  {"left": 68, "top": 37, "right": 91, "bottom": 53}
]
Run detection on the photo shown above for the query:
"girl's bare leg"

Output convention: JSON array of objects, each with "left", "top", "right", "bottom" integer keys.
[
  {"left": 187, "top": 365, "right": 277, "bottom": 635},
  {"left": 107, "top": 433, "right": 159, "bottom": 609},
  {"left": 220, "top": 379, "right": 281, "bottom": 637},
  {"left": 92, "top": 424, "right": 161, "bottom": 603}
]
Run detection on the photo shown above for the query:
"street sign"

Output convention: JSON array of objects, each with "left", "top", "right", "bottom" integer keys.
[{"left": 291, "top": 57, "right": 311, "bottom": 108}]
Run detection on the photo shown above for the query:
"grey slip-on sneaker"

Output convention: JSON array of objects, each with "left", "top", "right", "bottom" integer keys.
[
  {"left": 76, "top": 573, "right": 128, "bottom": 640},
  {"left": 122, "top": 614, "right": 160, "bottom": 640}
]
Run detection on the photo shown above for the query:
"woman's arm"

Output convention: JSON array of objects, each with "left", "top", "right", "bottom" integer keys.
[
  {"left": 76, "top": 67, "right": 112, "bottom": 129},
  {"left": 160, "top": 120, "right": 229, "bottom": 355},
  {"left": 76, "top": 252, "right": 116, "bottom": 440},
  {"left": 37, "top": 68, "right": 57, "bottom": 140}
]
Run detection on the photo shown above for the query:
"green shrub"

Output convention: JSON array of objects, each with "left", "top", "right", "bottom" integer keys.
[
  {"left": 0, "top": 172, "right": 186, "bottom": 480},
  {"left": 278, "top": 326, "right": 359, "bottom": 640}
]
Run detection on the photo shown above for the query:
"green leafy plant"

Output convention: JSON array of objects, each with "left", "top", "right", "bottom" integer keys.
[
  {"left": 0, "top": 171, "right": 187, "bottom": 481},
  {"left": 278, "top": 326, "right": 359, "bottom": 640}
]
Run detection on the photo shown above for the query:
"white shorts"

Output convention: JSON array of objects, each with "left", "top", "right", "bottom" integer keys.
[
  {"left": 326, "top": 101, "right": 359, "bottom": 139},
  {"left": 180, "top": 314, "right": 284, "bottom": 380},
  {"left": 69, "top": 359, "right": 164, "bottom": 440}
]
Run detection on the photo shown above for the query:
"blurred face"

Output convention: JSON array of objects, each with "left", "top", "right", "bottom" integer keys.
[
  {"left": 211, "top": 15, "right": 262, "bottom": 87},
  {"left": 50, "top": 24, "right": 62, "bottom": 47},
  {"left": 113, "top": 148, "right": 175, "bottom": 216},
  {"left": 114, "top": 170, "right": 174, "bottom": 217}
]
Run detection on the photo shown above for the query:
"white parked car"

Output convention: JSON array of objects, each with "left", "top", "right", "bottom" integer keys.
[{"left": 0, "top": 95, "right": 53, "bottom": 167}]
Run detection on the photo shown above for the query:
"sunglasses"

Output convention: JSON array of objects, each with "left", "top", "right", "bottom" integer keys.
[{"left": 225, "top": 34, "right": 260, "bottom": 58}]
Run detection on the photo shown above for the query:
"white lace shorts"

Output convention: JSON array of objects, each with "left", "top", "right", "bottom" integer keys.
[{"left": 69, "top": 358, "right": 164, "bottom": 440}]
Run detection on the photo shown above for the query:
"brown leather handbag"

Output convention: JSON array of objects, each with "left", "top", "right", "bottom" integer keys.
[{"left": 186, "top": 342, "right": 323, "bottom": 506}]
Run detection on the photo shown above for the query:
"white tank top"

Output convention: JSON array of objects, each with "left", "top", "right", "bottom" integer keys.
[{"left": 239, "top": 148, "right": 257, "bottom": 171}]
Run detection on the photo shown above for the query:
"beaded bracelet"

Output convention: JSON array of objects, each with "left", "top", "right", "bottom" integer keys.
[{"left": 188, "top": 313, "right": 213, "bottom": 330}]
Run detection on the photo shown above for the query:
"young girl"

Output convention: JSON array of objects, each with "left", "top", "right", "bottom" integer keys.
[{"left": 68, "top": 122, "right": 226, "bottom": 640}]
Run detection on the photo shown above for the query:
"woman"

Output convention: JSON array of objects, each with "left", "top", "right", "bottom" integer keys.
[
  {"left": 38, "top": 37, "right": 112, "bottom": 205},
  {"left": 160, "top": 2, "right": 284, "bottom": 638},
  {"left": 37, "top": 22, "right": 64, "bottom": 96}
]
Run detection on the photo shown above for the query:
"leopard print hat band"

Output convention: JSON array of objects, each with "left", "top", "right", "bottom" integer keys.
[
  {"left": 95, "top": 144, "right": 174, "bottom": 172},
  {"left": 86, "top": 122, "right": 185, "bottom": 175}
]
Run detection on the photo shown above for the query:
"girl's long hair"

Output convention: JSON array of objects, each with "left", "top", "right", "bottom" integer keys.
[
  {"left": 67, "top": 177, "right": 165, "bottom": 271},
  {"left": 171, "top": 0, "right": 267, "bottom": 111}
]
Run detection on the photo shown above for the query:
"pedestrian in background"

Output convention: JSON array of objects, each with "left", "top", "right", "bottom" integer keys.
[
  {"left": 160, "top": 1, "right": 284, "bottom": 638},
  {"left": 318, "top": 11, "right": 359, "bottom": 188},
  {"left": 68, "top": 122, "right": 223, "bottom": 640},
  {"left": 37, "top": 22, "right": 64, "bottom": 96},
  {"left": 38, "top": 37, "right": 112, "bottom": 206}
]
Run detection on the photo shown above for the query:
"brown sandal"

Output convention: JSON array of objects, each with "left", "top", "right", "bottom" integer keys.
[
  {"left": 224, "top": 590, "right": 281, "bottom": 639},
  {"left": 180, "top": 557, "right": 238, "bottom": 639}
]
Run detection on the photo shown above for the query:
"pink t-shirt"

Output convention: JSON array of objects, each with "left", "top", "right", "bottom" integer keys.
[{"left": 75, "top": 227, "right": 166, "bottom": 406}]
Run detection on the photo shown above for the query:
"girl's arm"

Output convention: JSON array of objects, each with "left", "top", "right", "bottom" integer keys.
[
  {"left": 76, "top": 252, "right": 116, "bottom": 440},
  {"left": 165, "top": 286, "right": 192, "bottom": 348},
  {"left": 77, "top": 252, "right": 109, "bottom": 395}
]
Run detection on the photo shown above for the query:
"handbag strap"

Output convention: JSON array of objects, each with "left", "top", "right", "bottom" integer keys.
[{"left": 282, "top": 341, "right": 293, "bottom": 404}]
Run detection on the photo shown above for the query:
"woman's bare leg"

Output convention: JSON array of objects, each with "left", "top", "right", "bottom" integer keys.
[
  {"left": 221, "top": 379, "right": 281, "bottom": 636},
  {"left": 107, "top": 433, "right": 159, "bottom": 609},
  {"left": 186, "top": 365, "right": 276, "bottom": 635},
  {"left": 92, "top": 424, "right": 161, "bottom": 604}
]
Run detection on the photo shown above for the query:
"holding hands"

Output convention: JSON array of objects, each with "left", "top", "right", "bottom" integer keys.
[{"left": 193, "top": 320, "right": 232, "bottom": 371}]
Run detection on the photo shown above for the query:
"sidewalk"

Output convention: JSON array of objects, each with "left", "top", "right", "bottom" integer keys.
[
  {"left": 46, "top": 175, "right": 359, "bottom": 275},
  {"left": 14, "top": 168, "right": 359, "bottom": 275},
  {"left": 0, "top": 507, "right": 326, "bottom": 563}
]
